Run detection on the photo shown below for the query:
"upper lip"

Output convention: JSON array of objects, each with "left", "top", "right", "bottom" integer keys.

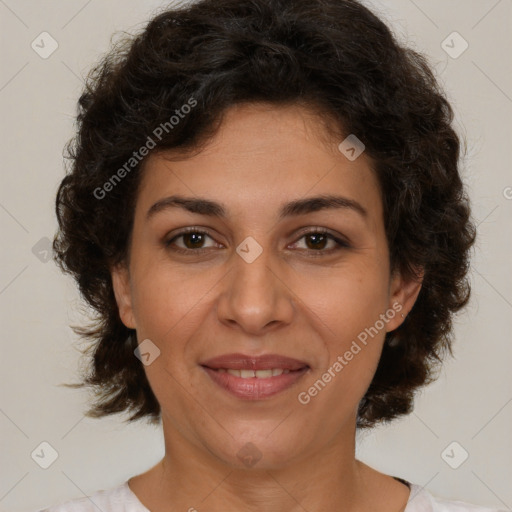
[{"left": 200, "top": 353, "right": 309, "bottom": 371}]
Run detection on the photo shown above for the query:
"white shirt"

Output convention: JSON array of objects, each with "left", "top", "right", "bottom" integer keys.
[{"left": 36, "top": 480, "right": 506, "bottom": 512}]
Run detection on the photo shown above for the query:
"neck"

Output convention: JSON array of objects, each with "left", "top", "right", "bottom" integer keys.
[{"left": 141, "top": 416, "right": 371, "bottom": 512}]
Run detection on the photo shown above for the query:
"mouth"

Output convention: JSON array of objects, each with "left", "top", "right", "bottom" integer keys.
[
  {"left": 200, "top": 353, "right": 310, "bottom": 400},
  {"left": 209, "top": 368, "right": 294, "bottom": 378}
]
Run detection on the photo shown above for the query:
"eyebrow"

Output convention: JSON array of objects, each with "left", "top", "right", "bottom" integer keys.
[{"left": 146, "top": 194, "right": 368, "bottom": 221}]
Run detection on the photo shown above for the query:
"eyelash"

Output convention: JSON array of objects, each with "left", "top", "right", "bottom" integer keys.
[{"left": 164, "top": 227, "right": 350, "bottom": 256}]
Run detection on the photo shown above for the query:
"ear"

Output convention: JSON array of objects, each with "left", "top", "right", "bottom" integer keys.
[
  {"left": 385, "top": 266, "right": 423, "bottom": 332},
  {"left": 111, "top": 263, "right": 137, "bottom": 329}
]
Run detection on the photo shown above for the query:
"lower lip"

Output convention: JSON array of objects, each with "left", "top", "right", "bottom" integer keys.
[{"left": 202, "top": 366, "right": 309, "bottom": 400}]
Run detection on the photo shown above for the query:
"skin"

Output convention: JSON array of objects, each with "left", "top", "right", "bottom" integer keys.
[{"left": 111, "top": 102, "right": 423, "bottom": 512}]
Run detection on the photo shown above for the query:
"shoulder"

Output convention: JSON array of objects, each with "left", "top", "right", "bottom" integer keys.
[
  {"left": 35, "top": 481, "right": 148, "bottom": 512},
  {"left": 405, "top": 483, "right": 507, "bottom": 512}
]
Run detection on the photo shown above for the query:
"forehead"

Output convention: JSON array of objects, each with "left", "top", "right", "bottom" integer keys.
[{"left": 136, "top": 103, "right": 382, "bottom": 222}]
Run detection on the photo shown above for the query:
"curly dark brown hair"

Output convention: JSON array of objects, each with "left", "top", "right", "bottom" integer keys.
[{"left": 53, "top": 0, "right": 476, "bottom": 429}]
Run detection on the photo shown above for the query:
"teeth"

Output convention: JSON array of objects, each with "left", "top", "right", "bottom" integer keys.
[
  {"left": 255, "top": 369, "right": 273, "bottom": 378},
  {"left": 220, "top": 368, "right": 292, "bottom": 378}
]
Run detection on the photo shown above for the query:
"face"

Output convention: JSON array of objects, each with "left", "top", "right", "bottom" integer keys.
[{"left": 112, "top": 103, "right": 421, "bottom": 470}]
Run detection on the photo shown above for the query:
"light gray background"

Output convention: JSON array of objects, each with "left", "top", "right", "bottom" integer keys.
[{"left": 1, "top": 1, "right": 511, "bottom": 511}]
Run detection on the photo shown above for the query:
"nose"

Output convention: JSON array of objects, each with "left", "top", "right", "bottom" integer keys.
[{"left": 215, "top": 242, "right": 295, "bottom": 335}]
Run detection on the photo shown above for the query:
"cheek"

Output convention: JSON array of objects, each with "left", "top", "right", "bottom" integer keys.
[
  {"left": 128, "top": 267, "right": 209, "bottom": 400},
  {"left": 294, "top": 257, "right": 390, "bottom": 404},
  {"left": 296, "top": 271, "right": 389, "bottom": 422},
  {"left": 130, "top": 258, "right": 214, "bottom": 335},
  {"left": 296, "top": 259, "right": 390, "bottom": 338}
]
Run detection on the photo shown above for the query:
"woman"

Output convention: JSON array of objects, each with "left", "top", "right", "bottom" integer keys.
[{"left": 39, "top": 0, "right": 503, "bottom": 510}]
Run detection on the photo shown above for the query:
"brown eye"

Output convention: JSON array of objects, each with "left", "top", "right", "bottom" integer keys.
[
  {"left": 304, "top": 233, "right": 330, "bottom": 250},
  {"left": 165, "top": 229, "right": 219, "bottom": 253},
  {"left": 290, "top": 229, "right": 350, "bottom": 255},
  {"left": 180, "top": 232, "right": 208, "bottom": 249}
]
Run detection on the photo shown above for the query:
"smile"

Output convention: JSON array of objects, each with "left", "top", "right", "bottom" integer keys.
[
  {"left": 200, "top": 352, "right": 310, "bottom": 399},
  {"left": 213, "top": 368, "right": 291, "bottom": 378}
]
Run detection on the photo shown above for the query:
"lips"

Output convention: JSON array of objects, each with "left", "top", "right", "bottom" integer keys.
[{"left": 200, "top": 353, "right": 310, "bottom": 400}]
